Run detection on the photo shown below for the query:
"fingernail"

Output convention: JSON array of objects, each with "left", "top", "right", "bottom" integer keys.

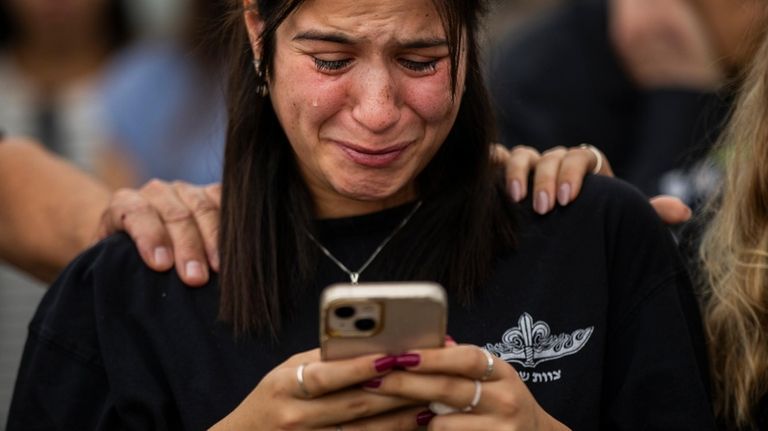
[
  {"left": 510, "top": 180, "right": 522, "bottom": 202},
  {"left": 374, "top": 356, "right": 397, "bottom": 373},
  {"left": 185, "top": 260, "right": 205, "bottom": 280},
  {"left": 557, "top": 183, "right": 572, "bottom": 206},
  {"left": 416, "top": 410, "right": 436, "bottom": 426},
  {"left": 534, "top": 191, "right": 549, "bottom": 215},
  {"left": 396, "top": 353, "right": 421, "bottom": 368},
  {"left": 362, "top": 377, "right": 383, "bottom": 388},
  {"left": 154, "top": 247, "right": 172, "bottom": 267},
  {"left": 445, "top": 335, "right": 455, "bottom": 344}
]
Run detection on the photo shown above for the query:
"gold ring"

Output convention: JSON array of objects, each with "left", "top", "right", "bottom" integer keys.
[
  {"left": 480, "top": 348, "right": 495, "bottom": 381},
  {"left": 296, "top": 363, "right": 311, "bottom": 398},
  {"left": 579, "top": 143, "right": 603, "bottom": 174}
]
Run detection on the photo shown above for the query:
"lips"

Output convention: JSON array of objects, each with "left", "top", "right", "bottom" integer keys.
[{"left": 336, "top": 141, "right": 410, "bottom": 168}]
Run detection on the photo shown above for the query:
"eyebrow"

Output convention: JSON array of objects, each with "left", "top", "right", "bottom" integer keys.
[{"left": 292, "top": 30, "right": 448, "bottom": 49}]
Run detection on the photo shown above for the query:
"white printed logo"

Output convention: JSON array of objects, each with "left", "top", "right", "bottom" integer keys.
[{"left": 485, "top": 313, "right": 594, "bottom": 369}]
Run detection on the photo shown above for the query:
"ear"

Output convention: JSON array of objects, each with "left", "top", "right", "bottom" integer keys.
[{"left": 243, "top": 0, "right": 266, "bottom": 58}]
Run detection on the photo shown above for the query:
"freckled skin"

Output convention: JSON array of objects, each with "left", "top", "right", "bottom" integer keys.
[{"left": 248, "top": 0, "right": 467, "bottom": 218}]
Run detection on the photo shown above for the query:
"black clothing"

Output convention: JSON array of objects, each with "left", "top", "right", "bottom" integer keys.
[
  {"left": 8, "top": 176, "right": 715, "bottom": 430},
  {"left": 488, "top": 0, "right": 730, "bottom": 196}
]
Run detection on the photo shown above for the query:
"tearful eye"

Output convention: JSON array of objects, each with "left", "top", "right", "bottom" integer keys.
[
  {"left": 314, "top": 58, "right": 352, "bottom": 72},
  {"left": 399, "top": 59, "right": 439, "bottom": 73}
]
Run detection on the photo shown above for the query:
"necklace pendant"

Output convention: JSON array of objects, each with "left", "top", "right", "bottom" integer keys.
[{"left": 350, "top": 273, "right": 360, "bottom": 284}]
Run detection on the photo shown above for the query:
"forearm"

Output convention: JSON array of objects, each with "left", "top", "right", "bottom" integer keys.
[{"left": 0, "top": 137, "right": 111, "bottom": 281}]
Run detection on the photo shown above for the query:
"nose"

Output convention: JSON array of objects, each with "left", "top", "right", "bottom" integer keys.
[{"left": 351, "top": 66, "right": 401, "bottom": 133}]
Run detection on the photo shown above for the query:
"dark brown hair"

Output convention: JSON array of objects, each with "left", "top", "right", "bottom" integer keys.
[{"left": 218, "top": 0, "right": 517, "bottom": 336}]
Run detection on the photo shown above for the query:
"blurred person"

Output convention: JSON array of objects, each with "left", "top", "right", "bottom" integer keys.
[
  {"left": 488, "top": 0, "right": 767, "bottom": 207},
  {"left": 100, "top": 0, "right": 230, "bottom": 184},
  {"left": 0, "top": 0, "right": 136, "bottom": 188},
  {"left": 0, "top": 2, "right": 138, "bottom": 420},
  {"left": 8, "top": 0, "right": 713, "bottom": 429}
]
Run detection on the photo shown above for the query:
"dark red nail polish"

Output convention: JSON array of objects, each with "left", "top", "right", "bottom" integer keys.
[
  {"left": 416, "top": 410, "right": 436, "bottom": 426},
  {"left": 396, "top": 353, "right": 421, "bottom": 367},
  {"left": 374, "top": 356, "right": 397, "bottom": 372},
  {"left": 362, "top": 377, "right": 383, "bottom": 388}
]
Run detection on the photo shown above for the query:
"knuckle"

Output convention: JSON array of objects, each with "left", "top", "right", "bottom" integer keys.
[
  {"left": 435, "top": 377, "right": 455, "bottom": 395},
  {"left": 533, "top": 173, "right": 556, "bottom": 189},
  {"left": 510, "top": 144, "right": 534, "bottom": 153},
  {"left": 161, "top": 207, "right": 194, "bottom": 224},
  {"left": 305, "top": 367, "right": 328, "bottom": 394},
  {"left": 275, "top": 408, "right": 305, "bottom": 430},
  {"left": 171, "top": 180, "right": 190, "bottom": 189},
  {"left": 120, "top": 200, "right": 155, "bottom": 220},
  {"left": 345, "top": 397, "right": 376, "bottom": 420},
  {"left": 191, "top": 196, "right": 219, "bottom": 216},
  {"left": 111, "top": 187, "right": 137, "bottom": 202},
  {"left": 458, "top": 347, "right": 484, "bottom": 375},
  {"left": 496, "top": 390, "right": 523, "bottom": 415},
  {"left": 142, "top": 178, "right": 169, "bottom": 194},
  {"left": 177, "top": 186, "right": 219, "bottom": 217},
  {"left": 542, "top": 145, "right": 566, "bottom": 155}
]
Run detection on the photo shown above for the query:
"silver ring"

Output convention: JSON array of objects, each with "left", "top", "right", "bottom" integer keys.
[
  {"left": 579, "top": 143, "right": 603, "bottom": 174},
  {"left": 479, "top": 348, "right": 495, "bottom": 381},
  {"left": 296, "top": 363, "right": 311, "bottom": 398},
  {"left": 461, "top": 380, "right": 483, "bottom": 413}
]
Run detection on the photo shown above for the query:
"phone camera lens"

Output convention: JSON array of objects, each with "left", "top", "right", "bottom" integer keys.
[
  {"left": 334, "top": 306, "right": 355, "bottom": 319},
  {"left": 354, "top": 318, "right": 376, "bottom": 331}
]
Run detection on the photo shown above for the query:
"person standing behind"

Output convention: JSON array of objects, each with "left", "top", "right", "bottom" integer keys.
[
  {"left": 100, "top": 0, "right": 230, "bottom": 185},
  {"left": 0, "top": 4, "right": 138, "bottom": 420},
  {"left": 0, "top": 0, "right": 137, "bottom": 188},
  {"left": 488, "top": 0, "right": 766, "bottom": 206}
]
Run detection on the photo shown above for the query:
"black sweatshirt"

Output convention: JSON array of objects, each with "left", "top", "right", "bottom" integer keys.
[{"left": 8, "top": 176, "right": 715, "bottom": 430}]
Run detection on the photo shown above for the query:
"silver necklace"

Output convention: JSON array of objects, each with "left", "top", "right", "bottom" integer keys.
[{"left": 307, "top": 201, "right": 423, "bottom": 284}]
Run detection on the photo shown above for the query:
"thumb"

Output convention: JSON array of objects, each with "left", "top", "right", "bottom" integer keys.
[{"left": 650, "top": 195, "right": 692, "bottom": 225}]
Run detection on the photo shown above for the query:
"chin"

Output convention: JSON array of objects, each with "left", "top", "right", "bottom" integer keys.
[{"left": 333, "top": 178, "right": 406, "bottom": 202}]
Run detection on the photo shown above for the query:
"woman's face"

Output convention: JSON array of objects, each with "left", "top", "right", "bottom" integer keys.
[{"left": 247, "top": 0, "right": 466, "bottom": 217}]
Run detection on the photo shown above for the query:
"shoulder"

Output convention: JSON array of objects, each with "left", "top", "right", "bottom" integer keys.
[
  {"left": 533, "top": 174, "right": 666, "bottom": 238},
  {"left": 519, "top": 175, "right": 683, "bottom": 288},
  {"left": 54, "top": 232, "right": 160, "bottom": 293},
  {"left": 573, "top": 174, "right": 659, "bottom": 218},
  {"left": 29, "top": 234, "right": 197, "bottom": 348}
]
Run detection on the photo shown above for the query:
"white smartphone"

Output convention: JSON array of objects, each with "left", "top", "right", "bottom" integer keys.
[{"left": 320, "top": 282, "right": 448, "bottom": 361}]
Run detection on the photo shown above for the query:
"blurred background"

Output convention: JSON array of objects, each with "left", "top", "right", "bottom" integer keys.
[{"left": 3, "top": 0, "right": 764, "bottom": 425}]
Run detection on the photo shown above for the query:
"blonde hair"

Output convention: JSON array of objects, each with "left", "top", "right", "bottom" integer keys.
[{"left": 700, "top": 25, "right": 768, "bottom": 427}]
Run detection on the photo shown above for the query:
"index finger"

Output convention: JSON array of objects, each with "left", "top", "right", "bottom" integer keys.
[
  {"left": 402, "top": 345, "right": 513, "bottom": 381},
  {"left": 141, "top": 180, "right": 210, "bottom": 286},
  {"left": 289, "top": 352, "right": 402, "bottom": 398}
]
